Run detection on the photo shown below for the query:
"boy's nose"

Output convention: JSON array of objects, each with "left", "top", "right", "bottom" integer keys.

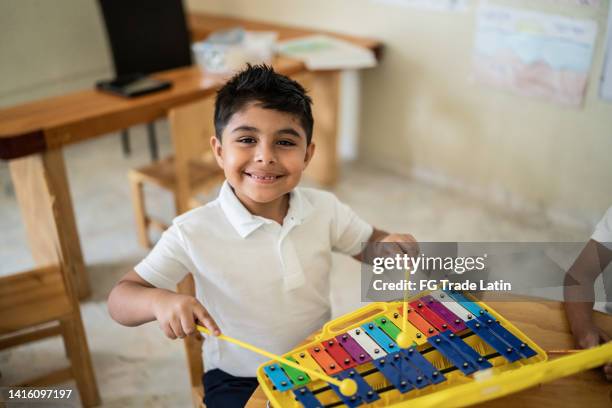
[{"left": 255, "top": 145, "right": 277, "bottom": 164}]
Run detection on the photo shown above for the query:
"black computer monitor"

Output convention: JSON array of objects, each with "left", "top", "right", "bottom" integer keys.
[{"left": 97, "top": 0, "right": 192, "bottom": 77}]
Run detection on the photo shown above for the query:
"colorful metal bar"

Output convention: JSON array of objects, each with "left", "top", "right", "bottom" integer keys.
[
  {"left": 293, "top": 387, "right": 323, "bottom": 408},
  {"left": 336, "top": 333, "right": 372, "bottom": 364},
  {"left": 477, "top": 313, "right": 537, "bottom": 359},
  {"left": 444, "top": 290, "right": 486, "bottom": 317},
  {"left": 361, "top": 322, "right": 399, "bottom": 354},
  {"left": 374, "top": 316, "right": 401, "bottom": 341},
  {"left": 330, "top": 370, "right": 380, "bottom": 408},
  {"left": 428, "top": 334, "right": 478, "bottom": 375},
  {"left": 441, "top": 290, "right": 531, "bottom": 361},
  {"left": 430, "top": 290, "right": 473, "bottom": 321},
  {"left": 263, "top": 363, "right": 293, "bottom": 391},
  {"left": 385, "top": 312, "right": 426, "bottom": 345},
  {"left": 347, "top": 328, "right": 388, "bottom": 358},
  {"left": 292, "top": 350, "right": 324, "bottom": 375},
  {"left": 398, "top": 307, "right": 439, "bottom": 337},
  {"left": 464, "top": 320, "right": 522, "bottom": 363},
  {"left": 439, "top": 331, "right": 492, "bottom": 371},
  {"left": 420, "top": 295, "right": 467, "bottom": 333},
  {"left": 322, "top": 338, "right": 358, "bottom": 370},
  {"left": 410, "top": 300, "right": 450, "bottom": 332},
  {"left": 371, "top": 356, "right": 414, "bottom": 394},
  {"left": 308, "top": 346, "right": 344, "bottom": 375},
  {"left": 389, "top": 351, "right": 434, "bottom": 389},
  {"left": 281, "top": 356, "right": 310, "bottom": 387},
  {"left": 401, "top": 347, "right": 446, "bottom": 385}
]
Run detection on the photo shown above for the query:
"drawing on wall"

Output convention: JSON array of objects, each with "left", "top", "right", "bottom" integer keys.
[
  {"left": 472, "top": 4, "right": 598, "bottom": 106},
  {"left": 599, "top": 0, "right": 612, "bottom": 101},
  {"left": 561, "top": 0, "right": 600, "bottom": 6},
  {"left": 374, "top": 0, "right": 470, "bottom": 12}
]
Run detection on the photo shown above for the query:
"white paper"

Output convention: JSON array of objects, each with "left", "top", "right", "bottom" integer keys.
[{"left": 277, "top": 35, "right": 377, "bottom": 70}]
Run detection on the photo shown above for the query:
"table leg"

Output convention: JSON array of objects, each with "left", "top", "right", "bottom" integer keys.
[
  {"left": 9, "top": 149, "right": 91, "bottom": 299},
  {"left": 304, "top": 70, "right": 340, "bottom": 187}
]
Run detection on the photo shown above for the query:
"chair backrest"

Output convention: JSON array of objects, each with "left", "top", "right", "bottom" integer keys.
[
  {"left": 97, "top": 0, "right": 192, "bottom": 76},
  {"left": 169, "top": 96, "right": 219, "bottom": 214}
]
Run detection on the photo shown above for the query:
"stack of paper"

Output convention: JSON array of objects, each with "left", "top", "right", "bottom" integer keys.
[{"left": 277, "top": 35, "right": 376, "bottom": 70}]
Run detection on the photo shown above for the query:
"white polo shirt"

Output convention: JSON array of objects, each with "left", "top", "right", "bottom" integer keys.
[
  {"left": 592, "top": 206, "right": 612, "bottom": 313},
  {"left": 134, "top": 181, "right": 373, "bottom": 377},
  {"left": 592, "top": 206, "right": 612, "bottom": 250}
]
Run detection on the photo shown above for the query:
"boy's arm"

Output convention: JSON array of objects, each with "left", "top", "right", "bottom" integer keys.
[
  {"left": 108, "top": 270, "right": 220, "bottom": 339},
  {"left": 563, "top": 239, "right": 612, "bottom": 380},
  {"left": 563, "top": 240, "right": 612, "bottom": 337},
  {"left": 353, "top": 227, "right": 418, "bottom": 263}
]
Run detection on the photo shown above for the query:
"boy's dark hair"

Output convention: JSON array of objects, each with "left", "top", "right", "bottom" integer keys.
[{"left": 214, "top": 64, "right": 314, "bottom": 144}]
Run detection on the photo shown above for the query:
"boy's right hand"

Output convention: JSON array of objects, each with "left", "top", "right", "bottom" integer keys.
[
  {"left": 151, "top": 291, "right": 220, "bottom": 339},
  {"left": 572, "top": 322, "right": 612, "bottom": 380}
]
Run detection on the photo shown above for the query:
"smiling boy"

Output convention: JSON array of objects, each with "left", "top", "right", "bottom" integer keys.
[{"left": 108, "top": 65, "right": 416, "bottom": 407}]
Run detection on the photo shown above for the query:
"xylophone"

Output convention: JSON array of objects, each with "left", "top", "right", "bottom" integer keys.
[{"left": 250, "top": 290, "right": 612, "bottom": 408}]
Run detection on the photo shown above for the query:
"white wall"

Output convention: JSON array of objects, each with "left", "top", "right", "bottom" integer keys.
[
  {"left": 188, "top": 0, "right": 612, "bottom": 228},
  {"left": 1, "top": 0, "right": 611, "bottom": 228},
  {"left": 0, "top": 0, "right": 112, "bottom": 107}
]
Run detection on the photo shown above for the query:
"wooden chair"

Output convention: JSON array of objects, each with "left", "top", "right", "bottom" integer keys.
[
  {"left": 0, "top": 264, "right": 100, "bottom": 407},
  {"left": 177, "top": 275, "right": 206, "bottom": 408},
  {"left": 128, "top": 97, "right": 225, "bottom": 248}
]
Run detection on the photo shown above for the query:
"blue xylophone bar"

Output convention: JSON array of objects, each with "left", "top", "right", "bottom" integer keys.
[
  {"left": 445, "top": 291, "right": 536, "bottom": 359},
  {"left": 428, "top": 334, "right": 478, "bottom": 375},
  {"left": 361, "top": 322, "right": 399, "bottom": 354},
  {"left": 372, "top": 356, "right": 414, "bottom": 394},
  {"left": 402, "top": 347, "right": 446, "bottom": 385},
  {"left": 440, "top": 331, "right": 493, "bottom": 371},
  {"left": 293, "top": 387, "right": 323, "bottom": 408},
  {"left": 263, "top": 363, "right": 293, "bottom": 391},
  {"left": 330, "top": 370, "right": 379, "bottom": 408}
]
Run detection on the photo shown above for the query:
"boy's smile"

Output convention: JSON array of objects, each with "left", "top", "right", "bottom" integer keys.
[{"left": 211, "top": 102, "right": 315, "bottom": 223}]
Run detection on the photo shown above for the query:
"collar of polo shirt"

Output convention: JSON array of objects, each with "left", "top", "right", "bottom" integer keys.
[{"left": 219, "top": 181, "right": 314, "bottom": 238}]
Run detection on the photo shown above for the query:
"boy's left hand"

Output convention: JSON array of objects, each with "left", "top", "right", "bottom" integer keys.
[{"left": 378, "top": 233, "right": 420, "bottom": 258}]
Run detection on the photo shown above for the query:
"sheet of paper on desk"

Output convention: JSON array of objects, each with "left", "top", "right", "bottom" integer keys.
[{"left": 277, "top": 35, "right": 376, "bottom": 70}]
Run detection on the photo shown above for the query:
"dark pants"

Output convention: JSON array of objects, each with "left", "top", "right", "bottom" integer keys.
[{"left": 203, "top": 368, "right": 259, "bottom": 408}]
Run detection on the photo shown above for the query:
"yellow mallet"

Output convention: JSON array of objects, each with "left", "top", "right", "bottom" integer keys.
[{"left": 196, "top": 325, "right": 358, "bottom": 396}]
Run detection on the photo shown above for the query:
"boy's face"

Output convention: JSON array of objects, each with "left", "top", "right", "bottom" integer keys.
[{"left": 211, "top": 102, "right": 315, "bottom": 212}]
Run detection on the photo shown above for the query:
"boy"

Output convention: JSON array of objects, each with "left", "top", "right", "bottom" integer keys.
[
  {"left": 564, "top": 206, "right": 612, "bottom": 380},
  {"left": 108, "top": 65, "right": 417, "bottom": 407}
]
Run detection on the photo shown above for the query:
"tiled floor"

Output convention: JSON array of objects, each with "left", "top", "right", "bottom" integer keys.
[{"left": 0, "top": 123, "right": 594, "bottom": 407}]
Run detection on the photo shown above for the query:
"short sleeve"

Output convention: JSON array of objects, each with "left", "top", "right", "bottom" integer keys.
[
  {"left": 592, "top": 206, "right": 612, "bottom": 249},
  {"left": 330, "top": 196, "right": 373, "bottom": 256},
  {"left": 134, "top": 224, "right": 195, "bottom": 289}
]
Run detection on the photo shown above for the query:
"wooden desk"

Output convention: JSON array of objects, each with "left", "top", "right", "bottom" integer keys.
[
  {"left": 0, "top": 12, "right": 382, "bottom": 298},
  {"left": 246, "top": 301, "right": 612, "bottom": 408}
]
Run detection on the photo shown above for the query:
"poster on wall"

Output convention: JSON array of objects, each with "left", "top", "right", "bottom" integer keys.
[
  {"left": 599, "top": 1, "right": 612, "bottom": 101},
  {"left": 472, "top": 4, "right": 598, "bottom": 106},
  {"left": 374, "top": 0, "right": 470, "bottom": 12},
  {"left": 559, "top": 0, "right": 600, "bottom": 6}
]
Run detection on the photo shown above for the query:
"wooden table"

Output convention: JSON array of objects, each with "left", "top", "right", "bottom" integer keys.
[
  {"left": 0, "top": 12, "right": 382, "bottom": 298},
  {"left": 246, "top": 300, "right": 612, "bottom": 407}
]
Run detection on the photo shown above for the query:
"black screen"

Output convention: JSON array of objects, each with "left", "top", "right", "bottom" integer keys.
[{"left": 97, "top": 0, "right": 192, "bottom": 76}]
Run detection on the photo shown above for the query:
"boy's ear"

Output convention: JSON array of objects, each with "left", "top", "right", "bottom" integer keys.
[
  {"left": 210, "top": 136, "right": 224, "bottom": 168},
  {"left": 303, "top": 142, "right": 316, "bottom": 168}
]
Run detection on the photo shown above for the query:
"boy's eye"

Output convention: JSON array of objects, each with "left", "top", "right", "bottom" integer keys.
[
  {"left": 277, "top": 140, "right": 296, "bottom": 146},
  {"left": 237, "top": 137, "right": 256, "bottom": 144}
]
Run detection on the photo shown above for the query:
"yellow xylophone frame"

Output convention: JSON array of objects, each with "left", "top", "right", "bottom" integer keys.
[{"left": 256, "top": 293, "right": 612, "bottom": 408}]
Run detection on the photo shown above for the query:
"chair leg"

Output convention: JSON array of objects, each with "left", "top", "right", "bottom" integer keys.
[
  {"left": 60, "top": 321, "right": 72, "bottom": 359},
  {"left": 120, "top": 130, "right": 131, "bottom": 157},
  {"left": 147, "top": 122, "right": 159, "bottom": 162},
  {"left": 129, "top": 174, "right": 152, "bottom": 249},
  {"left": 61, "top": 317, "right": 100, "bottom": 407}
]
